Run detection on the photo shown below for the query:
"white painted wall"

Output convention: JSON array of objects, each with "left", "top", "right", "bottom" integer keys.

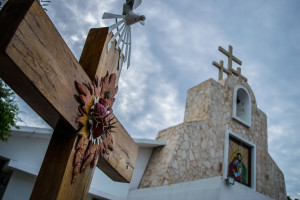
[
  {"left": 0, "top": 127, "right": 52, "bottom": 200},
  {"left": 130, "top": 148, "right": 153, "bottom": 189},
  {"left": 128, "top": 177, "right": 273, "bottom": 200},
  {"left": 0, "top": 128, "right": 51, "bottom": 172},
  {"left": 2, "top": 170, "right": 36, "bottom": 200},
  {"left": 0, "top": 127, "right": 163, "bottom": 200},
  {"left": 89, "top": 168, "right": 130, "bottom": 200},
  {"left": 88, "top": 142, "right": 165, "bottom": 199}
]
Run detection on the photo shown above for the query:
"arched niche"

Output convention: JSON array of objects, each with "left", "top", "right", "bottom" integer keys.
[{"left": 232, "top": 86, "right": 251, "bottom": 127}]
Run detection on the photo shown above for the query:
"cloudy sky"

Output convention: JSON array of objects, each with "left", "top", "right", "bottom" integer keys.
[{"left": 3, "top": 0, "right": 300, "bottom": 198}]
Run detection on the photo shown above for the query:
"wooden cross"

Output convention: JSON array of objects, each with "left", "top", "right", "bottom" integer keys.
[
  {"left": 212, "top": 60, "right": 231, "bottom": 80},
  {"left": 231, "top": 66, "right": 247, "bottom": 82},
  {"left": 0, "top": 0, "right": 138, "bottom": 199},
  {"left": 219, "top": 45, "right": 242, "bottom": 70},
  {"left": 213, "top": 45, "right": 247, "bottom": 82}
]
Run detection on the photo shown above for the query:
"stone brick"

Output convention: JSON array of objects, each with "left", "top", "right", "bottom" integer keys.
[{"left": 139, "top": 75, "right": 286, "bottom": 200}]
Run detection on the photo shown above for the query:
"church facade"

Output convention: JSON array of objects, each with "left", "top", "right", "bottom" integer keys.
[
  {"left": 136, "top": 46, "right": 286, "bottom": 200},
  {"left": 137, "top": 75, "right": 286, "bottom": 200}
]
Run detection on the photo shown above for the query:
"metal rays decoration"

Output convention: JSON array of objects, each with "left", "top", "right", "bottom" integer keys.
[
  {"left": 39, "top": 0, "right": 51, "bottom": 11},
  {"left": 102, "top": 0, "right": 145, "bottom": 70}
]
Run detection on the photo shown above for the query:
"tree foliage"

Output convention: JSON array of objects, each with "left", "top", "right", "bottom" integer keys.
[{"left": 0, "top": 79, "right": 20, "bottom": 142}]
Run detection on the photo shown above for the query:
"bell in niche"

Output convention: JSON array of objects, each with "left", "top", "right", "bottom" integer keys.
[{"left": 237, "top": 95, "right": 241, "bottom": 104}]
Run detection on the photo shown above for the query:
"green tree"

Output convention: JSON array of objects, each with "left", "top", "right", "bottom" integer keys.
[{"left": 0, "top": 79, "right": 20, "bottom": 142}]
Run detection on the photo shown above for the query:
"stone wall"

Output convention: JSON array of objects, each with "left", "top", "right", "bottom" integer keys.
[
  {"left": 183, "top": 79, "right": 212, "bottom": 122},
  {"left": 139, "top": 75, "right": 286, "bottom": 200},
  {"left": 257, "top": 152, "right": 286, "bottom": 199},
  {"left": 139, "top": 120, "right": 225, "bottom": 188},
  {"left": 139, "top": 124, "right": 183, "bottom": 187}
]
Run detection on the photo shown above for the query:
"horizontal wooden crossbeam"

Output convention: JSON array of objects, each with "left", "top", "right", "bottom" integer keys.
[{"left": 0, "top": 0, "right": 138, "bottom": 199}]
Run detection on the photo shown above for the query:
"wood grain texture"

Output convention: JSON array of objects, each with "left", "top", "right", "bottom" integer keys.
[
  {"left": 0, "top": 0, "right": 88, "bottom": 129},
  {"left": 80, "top": 28, "right": 123, "bottom": 85},
  {"left": 0, "top": 0, "right": 34, "bottom": 52},
  {"left": 97, "top": 114, "right": 138, "bottom": 182},
  {"left": 0, "top": 0, "right": 138, "bottom": 198},
  {"left": 95, "top": 30, "right": 123, "bottom": 84},
  {"left": 31, "top": 119, "right": 97, "bottom": 200},
  {"left": 80, "top": 28, "right": 138, "bottom": 183},
  {"left": 79, "top": 28, "right": 109, "bottom": 81}
]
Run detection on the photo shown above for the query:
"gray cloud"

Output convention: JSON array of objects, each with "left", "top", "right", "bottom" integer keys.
[{"left": 11, "top": 0, "right": 300, "bottom": 197}]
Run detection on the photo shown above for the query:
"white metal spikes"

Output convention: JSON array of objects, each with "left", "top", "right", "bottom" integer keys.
[
  {"left": 102, "top": 0, "right": 145, "bottom": 70},
  {"left": 102, "top": 13, "right": 125, "bottom": 19}
]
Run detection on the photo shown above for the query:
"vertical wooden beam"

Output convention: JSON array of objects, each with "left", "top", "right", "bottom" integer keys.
[
  {"left": 79, "top": 28, "right": 138, "bottom": 183},
  {"left": 79, "top": 28, "right": 123, "bottom": 83},
  {"left": 79, "top": 28, "right": 109, "bottom": 80},
  {"left": 31, "top": 27, "right": 137, "bottom": 199},
  {"left": 31, "top": 120, "right": 96, "bottom": 200}
]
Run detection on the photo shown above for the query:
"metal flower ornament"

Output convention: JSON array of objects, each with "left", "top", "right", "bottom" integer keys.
[
  {"left": 102, "top": 0, "right": 146, "bottom": 70},
  {"left": 72, "top": 73, "right": 118, "bottom": 183}
]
